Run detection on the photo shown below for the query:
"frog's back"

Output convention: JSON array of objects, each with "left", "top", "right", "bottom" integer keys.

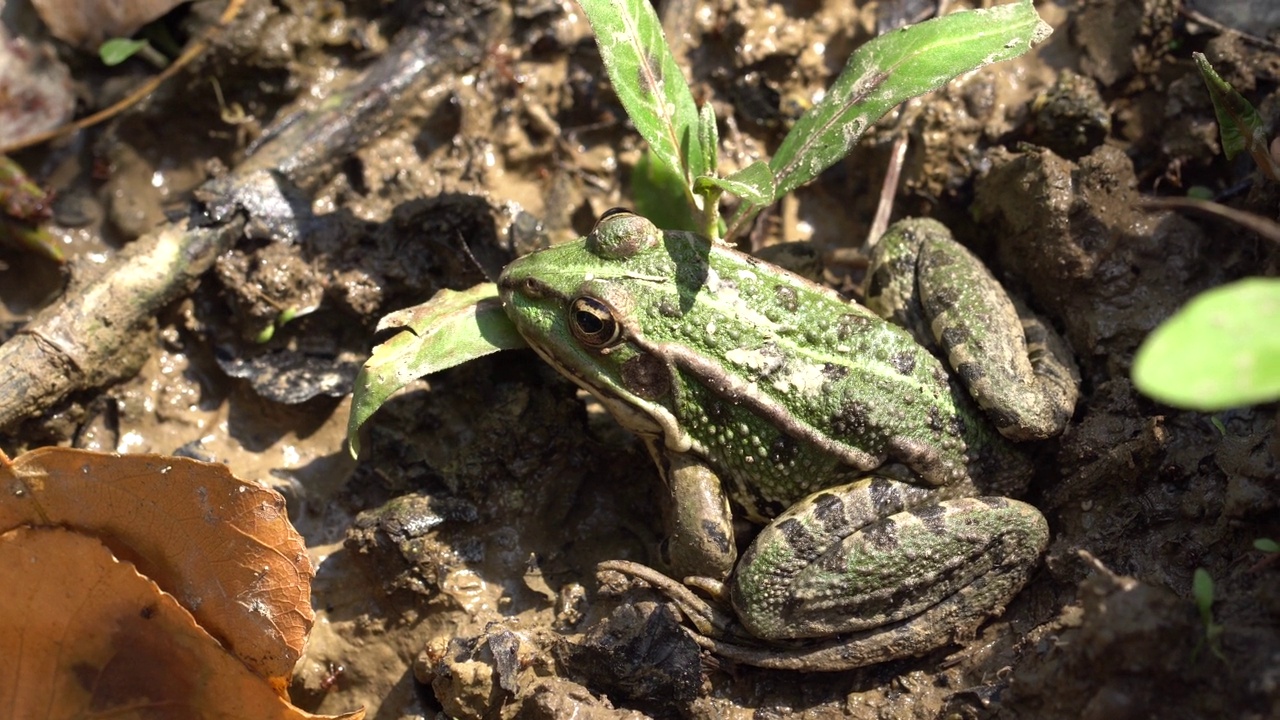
[{"left": 631, "top": 234, "right": 1016, "bottom": 518}]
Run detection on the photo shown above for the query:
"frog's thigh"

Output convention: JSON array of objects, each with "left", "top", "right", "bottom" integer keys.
[
  {"left": 658, "top": 451, "right": 737, "bottom": 581},
  {"left": 729, "top": 483, "right": 1048, "bottom": 643}
]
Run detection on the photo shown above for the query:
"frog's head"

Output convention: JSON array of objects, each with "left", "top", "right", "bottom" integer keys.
[{"left": 497, "top": 209, "right": 687, "bottom": 440}]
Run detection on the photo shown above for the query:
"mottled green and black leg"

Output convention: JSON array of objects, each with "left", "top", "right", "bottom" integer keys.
[
  {"left": 719, "top": 477, "right": 1048, "bottom": 670},
  {"left": 865, "top": 218, "right": 1079, "bottom": 440},
  {"left": 655, "top": 448, "right": 738, "bottom": 581}
]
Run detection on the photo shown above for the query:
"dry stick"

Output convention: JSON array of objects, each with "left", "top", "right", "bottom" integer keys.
[{"left": 0, "top": 23, "right": 479, "bottom": 431}]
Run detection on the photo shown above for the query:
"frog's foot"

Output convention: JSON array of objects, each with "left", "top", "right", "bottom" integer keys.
[{"left": 598, "top": 560, "right": 739, "bottom": 640}]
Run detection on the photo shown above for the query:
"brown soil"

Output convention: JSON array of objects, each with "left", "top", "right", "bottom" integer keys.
[{"left": 2, "top": 1, "right": 1278, "bottom": 718}]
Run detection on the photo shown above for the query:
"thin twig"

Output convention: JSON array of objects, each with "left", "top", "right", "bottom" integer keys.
[{"left": 1137, "top": 196, "right": 1280, "bottom": 245}]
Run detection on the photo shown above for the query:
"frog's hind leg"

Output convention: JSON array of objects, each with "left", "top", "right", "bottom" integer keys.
[{"left": 726, "top": 479, "right": 1048, "bottom": 670}]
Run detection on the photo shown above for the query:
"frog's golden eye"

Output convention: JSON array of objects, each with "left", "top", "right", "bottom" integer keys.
[{"left": 569, "top": 296, "right": 621, "bottom": 349}]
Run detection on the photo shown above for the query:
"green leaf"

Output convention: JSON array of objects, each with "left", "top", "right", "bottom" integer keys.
[
  {"left": 698, "top": 102, "right": 719, "bottom": 177},
  {"left": 768, "top": 0, "right": 1050, "bottom": 200},
  {"left": 694, "top": 161, "right": 776, "bottom": 206},
  {"left": 633, "top": 148, "right": 700, "bottom": 231},
  {"left": 1193, "top": 52, "right": 1280, "bottom": 181},
  {"left": 577, "top": 0, "right": 707, "bottom": 194},
  {"left": 347, "top": 284, "right": 527, "bottom": 457},
  {"left": 1254, "top": 538, "right": 1280, "bottom": 553},
  {"left": 99, "top": 38, "right": 150, "bottom": 66},
  {"left": 1132, "top": 278, "right": 1280, "bottom": 411}
]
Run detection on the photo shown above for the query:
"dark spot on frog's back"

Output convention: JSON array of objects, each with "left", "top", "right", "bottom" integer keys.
[
  {"left": 890, "top": 351, "right": 916, "bottom": 376},
  {"left": 866, "top": 265, "right": 895, "bottom": 299},
  {"left": 927, "top": 406, "right": 945, "bottom": 434},
  {"left": 811, "top": 492, "right": 851, "bottom": 536},
  {"left": 957, "top": 362, "right": 985, "bottom": 385},
  {"left": 822, "top": 363, "right": 848, "bottom": 381},
  {"left": 836, "top": 313, "right": 872, "bottom": 342},
  {"left": 774, "top": 285, "right": 798, "bottom": 312},
  {"left": 830, "top": 401, "right": 870, "bottom": 438},
  {"left": 777, "top": 518, "right": 820, "bottom": 561},
  {"left": 868, "top": 477, "right": 901, "bottom": 516},
  {"left": 908, "top": 503, "right": 948, "bottom": 535},
  {"left": 861, "top": 517, "right": 898, "bottom": 552},
  {"left": 940, "top": 325, "right": 970, "bottom": 349},
  {"left": 621, "top": 354, "right": 671, "bottom": 400},
  {"left": 928, "top": 285, "right": 961, "bottom": 312}
]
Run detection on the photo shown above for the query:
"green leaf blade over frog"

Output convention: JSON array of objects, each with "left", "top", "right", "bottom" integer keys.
[{"left": 497, "top": 209, "right": 1078, "bottom": 670}]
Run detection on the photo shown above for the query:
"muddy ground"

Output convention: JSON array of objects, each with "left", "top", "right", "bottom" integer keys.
[{"left": 1, "top": 0, "right": 1278, "bottom": 718}]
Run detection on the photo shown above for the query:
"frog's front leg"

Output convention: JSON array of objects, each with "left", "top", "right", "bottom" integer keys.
[
  {"left": 864, "top": 218, "right": 1080, "bottom": 441},
  {"left": 719, "top": 477, "right": 1049, "bottom": 670},
  {"left": 651, "top": 446, "right": 737, "bottom": 581}
]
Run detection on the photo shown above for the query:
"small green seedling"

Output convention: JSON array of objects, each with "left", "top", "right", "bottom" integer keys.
[
  {"left": 1132, "top": 55, "right": 1280, "bottom": 411},
  {"left": 98, "top": 38, "right": 169, "bottom": 69},
  {"left": 1251, "top": 538, "right": 1279, "bottom": 572},
  {"left": 347, "top": 1, "right": 1052, "bottom": 454},
  {"left": 254, "top": 304, "right": 321, "bottom": 344},
  {"left": 1193, "top": 52, "right": 1280, "bottom": 182},
  {"left": 99, "top": 38, "right": 150, "bottom": 66},
  {"left": 1192, "top": 567, "right": 1226, "bottom": 662}
]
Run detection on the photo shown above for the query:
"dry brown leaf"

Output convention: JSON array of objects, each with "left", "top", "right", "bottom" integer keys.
[
  {"left": 0, "top": 527, "right": 363, "bottom": 720},
  {"left": 29, "top": 0, "right": 189, "bottom": 49},
  {"left": 0, "top": 447, "right": 313, "bottom": 685}
]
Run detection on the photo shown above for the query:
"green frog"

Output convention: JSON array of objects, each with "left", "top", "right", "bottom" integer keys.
[{"left": 497, "top": 209, "right": 1078, "bottom": 670}]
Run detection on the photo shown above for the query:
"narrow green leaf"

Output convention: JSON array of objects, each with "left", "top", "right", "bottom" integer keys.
[
  {"left": 577, "top": 0, "right": 707, "bottom": 190},
  {"left": 99, "top": 38, "right": 150, "bottom": 66},
  {"left": 1132, "top": 278, "right": 1280, "bottom": 411},
  {"left": 694, "top": 161, "right": 775, "bottom": 206},
  {"left": 768, "top": 0, "right": 1050, "bottom": 199},
  {"left": 1192, "top": 568, "right": 1215, "bottom": 617},
  {"left": 1254, "top": 538, "right": 1280, "bottom": 553},
  {"left": 1193, "top": 52, "right": 1280, "bottom": 181},
  {"left": 347, "top": 284, "right": 527, "bottom": 457},
  {"left": 698, "top": 102, "right": 719, "bottom": 176}
]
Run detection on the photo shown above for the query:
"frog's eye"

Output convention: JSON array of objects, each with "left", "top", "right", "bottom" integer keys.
[{"left": 569, "top": 296, "right": 621, "bottom": 349}]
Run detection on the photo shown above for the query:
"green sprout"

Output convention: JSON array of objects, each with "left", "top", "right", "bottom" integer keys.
[
  {"left": 1192, "top": 568, "right": 1226, "bottom": 662},
  {"left": 578, "top": 0, "right": 1048, "bottom": 242},
  {"left": 347, "top": 0, "right": 1052, "bottom": 455},
  {"left": 254, "top": 304, "right": 320, "bottom": 344},
  {"left": 98, "top": 38, "right": 169, "bottom": 69}
]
